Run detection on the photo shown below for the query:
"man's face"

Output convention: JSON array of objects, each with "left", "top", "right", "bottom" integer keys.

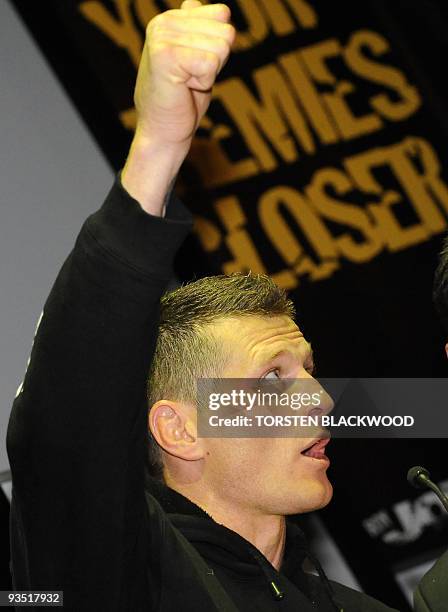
[{"left": 201, "top": 314, "right": 333, "bottom": 516}]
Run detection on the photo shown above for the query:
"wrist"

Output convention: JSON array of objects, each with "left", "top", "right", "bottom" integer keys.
[{"left": 122, "top": 129, "right": 190, "bottom": 216}]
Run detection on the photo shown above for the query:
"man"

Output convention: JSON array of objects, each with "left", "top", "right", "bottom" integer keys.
[{"left": 7, "top": 1, "right": 396, "bottom": 610}]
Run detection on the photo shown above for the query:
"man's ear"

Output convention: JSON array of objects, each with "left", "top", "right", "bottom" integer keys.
[{"left": 148, "top": 400, "right": 203, "bottom": 461}]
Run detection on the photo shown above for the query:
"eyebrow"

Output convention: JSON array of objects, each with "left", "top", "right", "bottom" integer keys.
[{"left": 259, "top": 342, "right": 315, "bottom": 371}]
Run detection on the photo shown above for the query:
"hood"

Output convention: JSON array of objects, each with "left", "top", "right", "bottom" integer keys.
[{"left": 146, "top": 476, "right": 341, "bottom": 611}]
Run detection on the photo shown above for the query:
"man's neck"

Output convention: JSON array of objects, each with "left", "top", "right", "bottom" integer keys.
[{"left": 167, "top": 479, "right": 287, "bottom": 569}]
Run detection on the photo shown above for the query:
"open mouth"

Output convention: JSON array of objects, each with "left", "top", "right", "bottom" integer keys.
[{"left": 300, "top": 437, "right": 330, "bottom": 460}]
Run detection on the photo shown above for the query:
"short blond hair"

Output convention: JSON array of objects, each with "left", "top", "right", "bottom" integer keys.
[{"left": 146, "top": 272, "right": 295, "bottom": 480}]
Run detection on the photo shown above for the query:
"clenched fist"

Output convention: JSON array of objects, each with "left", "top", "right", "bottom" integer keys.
[
  {"left": 122, "top": 0, "right": 234, "bottom": 215},
  {"left": 135, "top": 0, "right": 235, "bottom": 146}
]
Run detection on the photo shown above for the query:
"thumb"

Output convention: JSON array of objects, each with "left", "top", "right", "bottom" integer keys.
[{"left": 181, "top": 0, "right": 203, "bottom": 8}]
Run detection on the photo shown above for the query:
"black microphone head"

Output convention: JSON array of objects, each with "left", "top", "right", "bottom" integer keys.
[{"left": 407, "top": 465, "right": 430, "bottom": 489}]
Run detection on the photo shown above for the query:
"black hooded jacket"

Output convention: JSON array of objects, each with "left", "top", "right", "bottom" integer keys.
[{"left": 7, "top": 176, "right": 397, "bottom": 611}]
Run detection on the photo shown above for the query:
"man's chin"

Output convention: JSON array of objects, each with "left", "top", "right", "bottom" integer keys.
[
  {"left": 313, "top": 481, "right": 333, "bottom": 510},
  {"left": 284, "top": 480, "right": 333, "bottom": 515},
  {"left": 306, "top": 479, "right": 333, "bottom": 512}
]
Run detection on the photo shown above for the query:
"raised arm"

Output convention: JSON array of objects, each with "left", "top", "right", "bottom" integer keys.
[
  {"left": 122, "top": 0, "right": 235, "bottom": 214},
  {"left": 6, "top": 2, "right": 234, "bottom": 610}
]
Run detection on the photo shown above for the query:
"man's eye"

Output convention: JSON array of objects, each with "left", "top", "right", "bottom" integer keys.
[
  {"left": 305, "top": 364, "right": 315, "bottom": 375},
  {"left": 264, "top": 370, "right": 280, "bottom": 379}
]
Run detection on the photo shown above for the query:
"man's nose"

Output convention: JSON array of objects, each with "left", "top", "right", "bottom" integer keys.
[
  {"left": 289, "top": 374, "right": 334, "bottom": 416},
  {"left": 318, "top": 385, "right": 334, "bottom": 416},
  {"left": 302, "top": 376, "right": 334, "bottom": 417}
]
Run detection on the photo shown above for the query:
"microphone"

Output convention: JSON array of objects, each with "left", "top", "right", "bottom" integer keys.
[
  {"left": 407, "top": 466, "right": 448, "bottom": 513},
  {"left": 409, "top": 467, "right": 448, "bottom": 611}
]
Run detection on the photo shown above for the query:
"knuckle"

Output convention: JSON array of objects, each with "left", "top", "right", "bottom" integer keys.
[
  {"left": 192, "top": 50, "right": 217, "bottom": 73},
  {"left": 207, "top": 51, "right": 221, "bottom": 72},
  {"left": 148, "top": 22, "right": 162, "bottom": 40},
  {"left": 147, "top": 11, "right": 178, "bottom": 36},
  {"left": 150, "top": 40, "right": 171, "bottom": 60},
  {"left": 216, "top": 4, "right": 231, "bottom": 20},
  {"left": 146, "top": 13, "right": 162, "bottom": 35},
  {"left": 158, "top": 12, "right": 174, "bottom": 29},
  {"left": 224, "top": 23, "right": 236, "bottom": 43},
  {"left": 153, "top": 13, "right": 173, "bottom": 34},
  {"left": 185, "top": 33, "right": 199, "bottom": 47},
  {"left": 215, "top": 37, "right": 229, "bottom": 55}
]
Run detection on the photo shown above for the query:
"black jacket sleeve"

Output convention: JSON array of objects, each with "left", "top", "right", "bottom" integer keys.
[{"left": 6, "top": 175, "right": 193, "bottom": 611}]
